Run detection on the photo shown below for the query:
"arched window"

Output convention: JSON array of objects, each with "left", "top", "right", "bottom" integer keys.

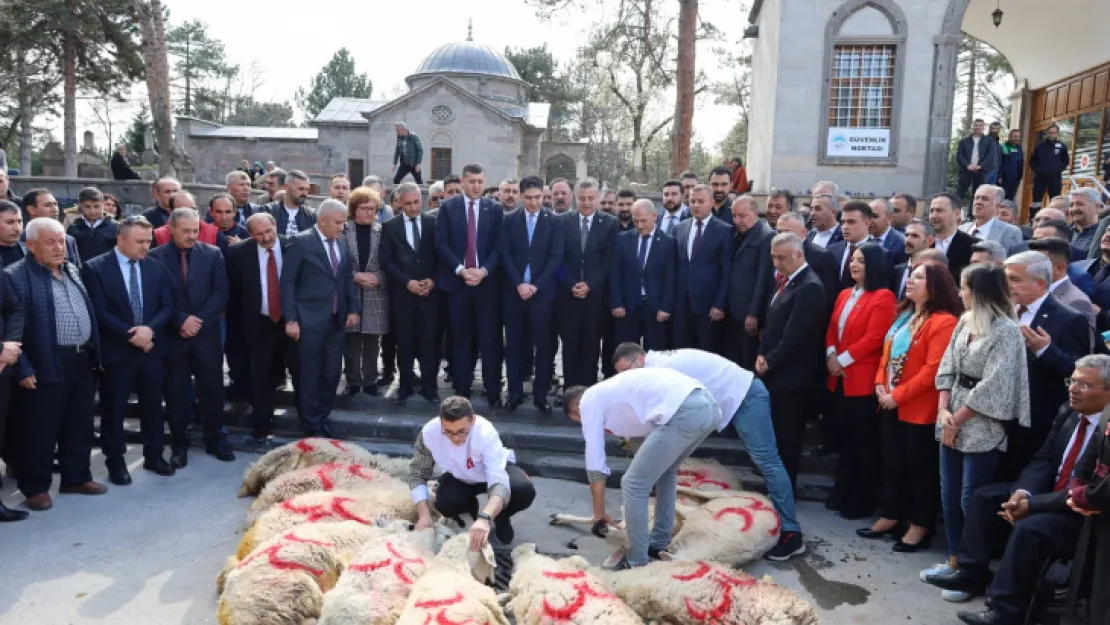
[{"left": 820, "top": 0, "right": 907, "bottom": 166}]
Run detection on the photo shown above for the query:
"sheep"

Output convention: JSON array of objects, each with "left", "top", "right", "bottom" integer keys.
[
  {"left": 239, "top": 438, "right": 410, "bottom": 497},
  {"left": 395, "top": 532, "right": 510, "bottom": 625},
  {"left": 550, "top": 486, "right": 779, "bottom": 567},
  {"left": 676, "top": 457, "right": 743, "bottom": 492},
  {"left": 504, "top": 543, "right": 643, "bottom": 625},
  {"left": 245, "top": 463, "right": 404, "bottom": 526},
  {"left": 317, "top": 523, "right": 456, "bottom": 625},
  {"left": 595, "top": 559, "right": 819, "bottom": 625},
  {"left": 237, "top": 488, "right": 419, "bottom": 560},
  {"left": 218, "top": 520, "right": 414, "bottom": 624}
]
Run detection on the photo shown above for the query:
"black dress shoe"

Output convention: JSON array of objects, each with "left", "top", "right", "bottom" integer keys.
[
  {"left": 107, "top": 464, "right": 132, "bottom": 486},
  {"left": 252, "top": 425, "right": 271, "bottom": 442},
  {"left": 318, "top": 422, "right": 346, "bottom": 440},
  {"left": 394, "top": 390, "right": 412, "bottom": 406},
  {"left": 342, "top": 386, "right": 361, "bottom": 397},
  {"left": 488, "top": 398, "right": 504, "bottom": 408},
  {"left": 143, "top": 456, "right": 176, "bottom": 476},
  {"left": 957, "top": 609, "right": 1008, "bottom": 625},
  {"left": 376, "top": 374, "right": 394, "bottom": 387},
  {"left": 892, "top": 534, "right": 932, "bottom": 553},
  {"left": 363, "top": 384, "right": 379, "bottom": 397},
  {"left": 0, "top": 501, "right": 29, "bottom": 522},
  {"left": 206, "top": 445, "right": 236, "bottom": 462},
  {"left": 855, "top": 522, "right": 906, "bottom": 540},
  {"left": 170, "top": 449, "right": 188, "bottom": 469},
  {"left": 925, "top": 569, "right": 989, "bottom": 595},
  {"left": 422, "top": 391, "right": 440, "bottom": 403},
  {"left": 534, "top": 400, "right": 553, "bottom": 413},
  {"left": 505, "top": 394, "right": 524, "bottom": 410}
]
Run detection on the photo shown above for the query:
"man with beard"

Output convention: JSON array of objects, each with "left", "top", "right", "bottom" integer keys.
[
  {"left": 708, "top": 166, "right": 733, "bottom": 222},
  {"left": 599, "top": 190, "right": 616, "bottom": 216},
  {"left": 930, "top": 192, "right": 978, "bottom": 282},
  {"left": 890, "top": 193, "right": 917, "bottom": 232},
  {"left": 614, "top": 189, "right": 635, "bottom": 232},
  {"left": 672, "top": 185, "right": 733, "bottom": 352},
  {"left": 262, "top": 168, "right": 286, "bottom": 203},
  {"left": 542, "top": 185, "right": 553, "bottom": 210},
  {"left": 657, "top": 179, "right": 688, "bottom": 236},
  {"left": 765, "top": 189, "right": 793, "bottom": 229},
  {"left": 550, "top": 178, "right": 572, "bottom": 215},
  {"left": 264, "top": 169, "right": 316, "bottom": 238},
  {"left": 499, "top": 179, "right": 520, "bottom": 215},
  {"left": 891, "top": 218, "right": 936, "bottom": 299}
]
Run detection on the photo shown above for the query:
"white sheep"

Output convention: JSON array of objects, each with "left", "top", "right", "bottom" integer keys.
[
  {"left": 218, "top": 520, "right": 410, "bottom": 624},
  {"left": 395, "top": 532, "right": 510, "bottom": 625},
  {"left": 596, "top": 559, "right": 819, "bottom": 625},
  {"left": 317, "top": 523, "right": 455, "bottom": 625},
  {"left": 550, "top": 486, "right": 779, "bottom": 567},
  {"left": 237, "top": 487, "right": 418, "bottom": 559},
  {"left": 504, "top": 544, "right": 643, "bottom": 625},
  {"left": 245, "top": 463, "right": 404, "bottom": 526},
  {"left": 239, "top": 438, "right": 412, "bottom": 497},
  {"left": 676, "top": 457, "right": 743, "bottom": 492}
]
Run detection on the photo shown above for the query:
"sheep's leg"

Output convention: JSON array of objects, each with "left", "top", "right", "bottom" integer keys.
[
  {"left": 549, "top": 513, "right": 594, "bottom": 526},
  {"left": 496, "top": 592, "right": 512, "bottom": 607}
]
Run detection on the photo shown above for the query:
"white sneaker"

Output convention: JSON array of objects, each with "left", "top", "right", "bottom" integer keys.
[
  {"left": 941, "top": 589, "right": 972, "bottom": 602},
  {"left": 920, "top": 562, "right": 953, "bottom": 582}
]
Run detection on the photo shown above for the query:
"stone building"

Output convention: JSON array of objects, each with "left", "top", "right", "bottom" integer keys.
[
  {"left": 175, "top": 33, "right": 587, "bottom": 187},
  {"left": 745, "top": 0, "right": 1110, "bottom": 215}
]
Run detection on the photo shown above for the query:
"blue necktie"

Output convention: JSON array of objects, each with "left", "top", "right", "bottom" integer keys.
[
  {"left": 128, "top": 259, "right": 143, "bottom": 325},
  {"left": 524, "top": 212, "right": 536, "bottom": 284},
  {"left": 637, "top": 233, "right": 649, "bottom": 270}
]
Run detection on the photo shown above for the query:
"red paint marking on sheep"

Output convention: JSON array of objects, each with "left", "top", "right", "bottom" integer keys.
[
  {"left": 327, "top": 439, "right": 350, "bottom": 452},
  {"left": 295, "top": 439, "right": 314, "bottom": 454},
  {"left": 347, "top": 464, "right": 380, "bottom": 481},
  {"left": 420, "top": 611, "right": 484, "bottom": 625},
  {"left": 676, "top": 468, "right": 733, "bottom": 491},
  {"left": 280, "top": 496, "right": 367, "bottom": 524},
  {"left": 538, "top": 569, "right": 617, "bottom": 621},
  {"left": 742, "top": 496, "right": 781, "bottom": 536},
  {"left": 542, "top": 570, "right": 586, "bottom": 581},
  {"left": 310, "top": 464, "right": 339, "bottom": 490},
  {"left": 673, "top": 561, "right": 757, "bottom": 621},
  {"left": 415, "top": 592, "right": 465, "bottom": 609},
  {"left": 236, "top": 542, "right": 327, "bottom": 578},
  {"left": 346, "top": 541, "right": 424, "bottom": 586},
  {"left": 712, "top": 506, "right": 754, "bottom": 531}
]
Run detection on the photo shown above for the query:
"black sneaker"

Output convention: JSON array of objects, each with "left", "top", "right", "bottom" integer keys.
[
  {"left": 765, "top": 532, "right": 806, "bottom": 561},
  {"left": 493, "top": 517, "right": 515, "bottom": 545}
]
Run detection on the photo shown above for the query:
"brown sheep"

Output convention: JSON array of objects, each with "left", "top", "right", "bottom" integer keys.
[{"left": 245, "top": 463, "right": 404, "bottom": 526}]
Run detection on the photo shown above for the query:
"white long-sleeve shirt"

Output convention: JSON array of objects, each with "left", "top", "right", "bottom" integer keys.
[
  {"left": 644, "top": 349, "right": 751, "bottom": 432},
  {"left": 408, "top": 415, "right": 515, "bottom": 504},
  {"left": 579, "top": 368, "right": 705, "bottom": 480}
]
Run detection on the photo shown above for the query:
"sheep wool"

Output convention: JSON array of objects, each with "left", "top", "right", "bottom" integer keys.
[
  {"left": 238, "top": 488, "right": 418, "bottom": 559},
  {"left": 396, "top": 533, "right": 510, "bottom": 625},
  {"left": 246, "top": 463, "right": 403, "bottom": 526},
  {"left": 238, "top": 438, "right": 380, "bottom": 497},
  {"left": 667, "top": 493, "right": 780, "bottom": 566},
  {"left": 676, "top": 457, "right": 743, "bottom": 492},
  {"left": 598, "top": 560, "right": 819, "bottom": 625},
  {"left": 506, "top": 544, "right": 643, "bottom": 625}
]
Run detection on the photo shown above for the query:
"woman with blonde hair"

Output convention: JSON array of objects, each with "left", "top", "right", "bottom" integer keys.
[{"left": 342, "top": 186, "right": 389, "bottom": 397}]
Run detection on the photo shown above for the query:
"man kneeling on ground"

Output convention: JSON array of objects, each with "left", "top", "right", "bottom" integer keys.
[
  {"left": 612, "top": 342, "right": 805, "bottom": 561},
  {"left": 562, "top": 368, "right": 721, "bottom": 569},
  {"left": 410, "top": 396, "right": 536, "bottom": 550}
]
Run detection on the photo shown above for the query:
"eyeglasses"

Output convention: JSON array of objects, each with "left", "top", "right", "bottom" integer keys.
[
  {"left": 441, "top": 426, "right": 470, "bottom": 439},
  {"left": 1065, "top": 378, "right": 1103, "bottom": 392}
]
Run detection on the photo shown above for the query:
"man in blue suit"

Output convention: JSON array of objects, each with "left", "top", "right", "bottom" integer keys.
[
  {"left": 500, "top": 176, "right": 563, "bottom": 412},
  {"left": 828, "top": 201, "right": 893, "bottom": 291},
  {"left": 83, "top": 216, "right": 176, "bottom": 485},
  {"left": 672, "top": 185, "right": 734, "bottom": 353},
  {"left": 869, "top": 197, "right": 908, "bottom": 266},
  {"left": 611, "top": 199, "right": 676, "bottom": 351},
  {"left": 148, "top": 208, "right": 234, "bottom": 467},
  {"left": 281, "top": 200, "right": 360, "bottom": 438},
  {"left": 435, "top": 163, "right": 504, "bottom": 404}
]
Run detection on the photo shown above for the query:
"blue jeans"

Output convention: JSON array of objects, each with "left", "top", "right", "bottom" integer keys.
[
  {"left": 621, "top": 388, "right": 718, "bottom": 567},
  {"left": 939, "top": 445, "right": 1000, "bottom": 556},
  {"left": 730, "top": 378, "right": 800, "bottom": 533}
]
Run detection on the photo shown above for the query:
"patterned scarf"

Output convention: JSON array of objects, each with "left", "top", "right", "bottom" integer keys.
[{"left": 885, "top": 310, "right": 926, "bottom": 387}]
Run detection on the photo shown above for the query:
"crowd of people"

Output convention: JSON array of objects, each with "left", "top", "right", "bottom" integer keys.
[{"left": 0, "top": 155, "right": 1109, "bottom": 623}]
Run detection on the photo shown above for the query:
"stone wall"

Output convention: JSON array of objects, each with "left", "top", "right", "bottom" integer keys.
[{"left": 182, "top": 136, "right": 322, "bottom": 185}]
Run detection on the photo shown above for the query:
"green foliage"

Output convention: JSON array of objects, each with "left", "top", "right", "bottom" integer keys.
[
  {"left": 125, "top": 102, "right": 150, "bottom": 154},
  {"left": 504, "top": 45, "right": 575, "bottom": 138},
  {"left": 295, "top": 48, "right": 372, "bottom": 119},
  {"left": 226, "top": 99, "right": 295, "bottom": 127},
  {"left": 719, "top": 118, "right": 748, "bottom": 163},
  {"left": 167, "top": 19, "right": 237, "bottom": 116}
]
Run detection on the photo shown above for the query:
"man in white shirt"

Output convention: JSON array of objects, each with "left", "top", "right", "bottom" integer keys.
[
  {"left": 561, "top": 368, "right": 721, "bottom": 568},
  {"left": 806, "top": 194, "right": 842, "bottom": 249},
  {"left": 410, "top": 396, "right": 535, "bottom": 550},
  {"left": 958, "top": 184, "right": 1023, "bottom": 252},
  {"left": 611, "top": 344, "right": 804, "bottom": 561}
]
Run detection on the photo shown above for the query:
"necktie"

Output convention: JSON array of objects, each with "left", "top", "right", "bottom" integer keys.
[
  {"left": 179, "top": 249, "right": 189, "bottom": 283},
  {"left": 465, "top": 201, "right": 478, "bottom": 269},
  {"left": 327, "top": 239, "right": 340, "bottom": 314},
  {"left": 524, "top": 212, "right": 536, "bottom": 284},
  {"left": 637, "top": 234, "right": 650, "bottom": 271},
  {"left": 266, "top": 249, "right": 281, "bottom": 323},
  {"left": 692, "top": 219, "right": 704, "bottom": 257},
  {"left": 1017, "top": 305, "right": 1028, "bottom": 319},
  {"left": 775, "top": 274, "right": 787, "bottom": 296},
  {"left": 580, "top": 215, "right": 590, "bottom": 250},
  {"left": 972, "top": 228, "right": 981, "bottom": 239},
  {"left": 667, "top": 215, "right": 677, "bottom": 235},
  {"left": 1054, "top": 417, "right": 1092, "bottom": 492},
  {"left": 410, "top": 217, "right": 420, "bottom": 251},
  {"left": 128, "top": 259, "right": 142, "bottom": 325},
  {"left": 841, "top": 243, "right": 857, "bottom": 284}
]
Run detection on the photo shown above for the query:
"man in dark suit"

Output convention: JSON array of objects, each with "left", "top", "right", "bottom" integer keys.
[
  {"left": 805, "top": 194, "right": 843, "bottom": 249},
  {"left": 929, "top": 191, "right": 978, "bottom": 283},
  {"left": 611, "top": 198, "right": 676, "bottom": 352},
  {"left": 281, "top": 200, "right": 360, "bottom": 437},
  {"left": 1074, "top": 228, "right": 1110, "bottom": 332},
  {"left": 21, "top": 188, "right": 82, "bottom": 268},
  {"left": 555, "top": 177, "right": 617, "bottom": 389},
  {"left": 0, "top": 247, "right": 24, "bottom": 522},
  {"left": 7, "top": 218, "right": 105, "bottom": 510},
  {"left": 657, "top": 179, "right": 690, "bottom": 236},
  {"left": 500, "top": 176, "right": 563, "bottom": 412},
  {"left": 673, "top": 184, "right": 734, "bottom": 353},
  {"left": 891, "top": 218, "right": 937, "bottom": 298},
  {"left": 926, "top": 357, "right": 1110, "bottom": 624},
  {"left": 955, "top": 119, "right": 1000, "bottom": 203},
  {"left": 726, "top": 195, "right": 773, "bottom": 368},
  {"left": 225, "top": 212, "right": 300, "bottom": 441},
  {"left": 435, "top": 163, "right": 504, "bottom": 403},
  {"left": 263, "top": 169, "right": 317, "bottom": 238},
  {"left": 869, "top": 197, "right": 908, "bottom": 266},
  {"left": 827, "top": 200, "right": 885, "bottom": 292},
  {"left": 1001, "top": 251, "right": 1091, "bottom": 479},
  {"left": 707, "top": 165, "right": 734, "bottom": 223},
  {"left": 756, "top": 231, "right": 828, "bottom": 489},
  {"left": 148, "top": 208, "right": 235, "bottom": 466},
  {"left": 776, "top": 212, "right": 839, "bottom": 312},
  {"left": 82, "top": 216, "right": 176, "bottom": 485},
  {"left": 380, "top": 183, "right": 439, "bottom": 405},
  {"left": 140, "top": 177, "right": 181, "bottom": 229}
]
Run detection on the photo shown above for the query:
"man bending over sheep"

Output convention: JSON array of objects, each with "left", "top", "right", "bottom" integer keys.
[
  {"left": 612, "top": 343, "right": 805, "bottom": 561},
  {"left": 562, "top": 368, "right": 721, "bottom": 569},
  {"left": 410, "top": 396, "right": 536, "bottom": 550}
]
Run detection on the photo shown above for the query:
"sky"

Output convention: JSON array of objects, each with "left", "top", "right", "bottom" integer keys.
[{"left": 74, "top": 0, "right": 747, "bottom": 155}]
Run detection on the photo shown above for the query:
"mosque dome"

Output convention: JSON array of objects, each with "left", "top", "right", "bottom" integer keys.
[{"left": 411, "top": 41, "right": 522, "bottom": 81}]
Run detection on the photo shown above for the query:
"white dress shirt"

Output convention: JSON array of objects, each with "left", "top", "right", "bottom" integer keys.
[
  {"left": 827, "top": 287, "right": 865, "bottom": 367},
  {"left": 405, "top": 215, "right": 421, "bottom": 250},
  {"left": 455, "top": 196, "right": 483, "bottom": 275},
  {"left": 579, "top": 368, "right": 706, "bottom": 476},
  {"left": 1017, "top": 292, "right": 1050, "bottom": 357},
  {"left": 645, "top": 349, "right": 750, "bottom": 432},
  {"left": 662, "top": 212, "right": 682, "bottom": 235},
  {"left": 257, "top": 242, "right": 283, "bottom": 316},
  {"left": 969, "top": 217, "right": 997, "bottom": 240},
  {"left": 410, "top": 415, "right": 515, "bottom": 504},
  {"left": 812, "top": 228, "right": 835, "bottom": 249},
  {"left": 935, "top": 232, "right": 955, "bottom": 254},
  {"left": 84, "top": 217, "right": 105, "bottom": 230},
  {"left": 114, "top": 247, "right": 141, "bottom": 306}
]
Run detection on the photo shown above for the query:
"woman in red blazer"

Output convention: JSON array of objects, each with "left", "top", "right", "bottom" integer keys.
[
  {"left": 825, "top": 242, "right": 897, "bottom": 519},
  {"left": 859, "top": 262, "right": 961, "bottom": 551}
]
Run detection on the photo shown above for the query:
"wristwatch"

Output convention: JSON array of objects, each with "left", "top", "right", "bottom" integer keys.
[{"left": 477, "top": 512, "right": 492, "bottom": 522}]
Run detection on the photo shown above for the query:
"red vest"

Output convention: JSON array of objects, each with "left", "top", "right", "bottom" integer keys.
[{"left": 154, "top": 221, "right": 219, "bottom": 247}]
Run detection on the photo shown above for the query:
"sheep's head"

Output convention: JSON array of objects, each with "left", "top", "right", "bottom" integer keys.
[
  {"left": 377, "top": 518, "right": 415, "bottom": 533},
  {"left": 435, "top": 533, "right": 498, "bottom": 583},
  {"left": 411, "top": 519, "right": 459, "bottom": 554},
  {"left": 468, "top": 542, "right": 497, "bottom": 584}
]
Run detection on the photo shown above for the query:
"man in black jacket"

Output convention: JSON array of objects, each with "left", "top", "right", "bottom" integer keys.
[
  {"left": 110, "top": 144, "right": 141, "bottom": 181},
  {"left": 776, "top": 212, "right": 839, "bottom": 313},
  {"left": 956, "top": 119, "right": 1000, "bottom": 203},
  {"left": 1029, "top": 124, "right": 1071, "bottom": 213},
  {"left": 67, "top": 187, "right": 118, "bottom": 262},
  {"left": 726, "top": 195, "right": 773, "bottom": 369},
  {"left": 141, "top": 177, "right": 181, "bottom": 229},
  {"left": 926, "top": 356, "right": 1110, "bottom": 625},
  {"left": 0, "top": 254, "right": 23, "bottom": 521}
]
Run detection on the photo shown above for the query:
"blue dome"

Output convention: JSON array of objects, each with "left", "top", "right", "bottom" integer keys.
[{"left": 412, "top": 42, "right": 521, "bottom": 80}]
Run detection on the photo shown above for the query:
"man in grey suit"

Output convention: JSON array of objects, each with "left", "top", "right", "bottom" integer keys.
[
  {"left": 280, "top": 199, "right": 361, "bottom": 438},
  {"left": 1028, "top": 237, "right": 1097, "bottom": 348},
  {"left": 958, "top": 184, "right": 1023, "bottom": 254}
]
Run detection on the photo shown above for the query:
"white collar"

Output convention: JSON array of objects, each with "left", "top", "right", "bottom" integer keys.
[
  {"left": 1021, "top": 292, "right": 1049, "bottom": 318},
  {"left": 316, "top": 227, "right": 333, "bottom": 246},
  {"left": 877, "top": 226, "right": 892, "bottom": 242},
  {"left": 786, "top": 262, "right": 809, "bottom": 282},
  {"left": 816, "top": 224, "right": 837, "bottom": 234}
]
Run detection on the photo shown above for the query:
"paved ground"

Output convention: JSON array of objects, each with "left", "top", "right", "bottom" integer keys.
[{"left": 0, "top": 448, "right": 983, "bottom": 624}]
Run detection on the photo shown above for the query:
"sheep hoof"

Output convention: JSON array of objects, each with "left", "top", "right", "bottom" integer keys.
[{"left": 496, "top": 592, "right": 511, "bottom": 607}]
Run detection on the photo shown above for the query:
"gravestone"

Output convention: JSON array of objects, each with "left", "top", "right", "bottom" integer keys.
[
  {"left": 76, "top": 131, "right": 107, "bottom": 178},
  {"left": 42, "top": 141, "right": 64, "bottom": 177},
  {"left": 141, "top": 127, "right": 159, "bottom": 165}
]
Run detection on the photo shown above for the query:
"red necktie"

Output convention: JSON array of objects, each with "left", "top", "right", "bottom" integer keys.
[
  {"left": 465, "top": 200, "right": 478, "bottom": 269},
  {"left": 775, "top": 274, "right": 787, "bottom": 296},
  {"left": 179, "top": 249, "right": 189, "bottom": 282},
  {"left": 266, "top": 248, "right": 281, "bottom": 323},
  {"left": 1054, "top": 417, "right": 1091, "bottom": 492}
]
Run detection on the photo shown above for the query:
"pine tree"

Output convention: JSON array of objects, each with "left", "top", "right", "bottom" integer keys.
[{"left": 295, "top": 49, "right": 372, "bottom": 119}]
